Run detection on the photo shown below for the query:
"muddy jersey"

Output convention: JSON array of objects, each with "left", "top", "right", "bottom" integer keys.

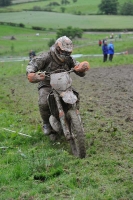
[{"left": 26, "top": 46, "right": 85, "bottom": 89}]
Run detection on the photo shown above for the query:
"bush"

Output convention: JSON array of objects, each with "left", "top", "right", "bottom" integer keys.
[
  {"left": 120, "top": 1, "right": 133, "bottom": 15},
  {"left": 98, "top": 0, "right": 119, "bottom": 15},
  {"left": 19, "top": 23, "right": 25, "bottom": 28},
  {"left": 61, "top": 0, "right": 70, "bottom": 5},
  {"left": 0, "top": 0, "right": 12, "bottom": 6},
  {"left": 33, "top": 6, "right": 42, "bottom": 11},
  {"left": 9, "top": 22, "right": 17, "bottom": 26},
  {"left": 47, "top": 2, "right": 60, "bottom": 6},
  {"left": 60, "top": 7, "right": 66, "bottom": 13},
  {"left": 74, "top": 11, "right": 82, "bottom": 15},
  {"left": 48, "top": 38, "right": 55, "bottom": 47},
  {"left": 32, "top": 26, "right": 43, "bottom": 30},
  {"left": 43, "top": 7, "right": 52, "bottom": 12},
  {"left": 0, "top": 22, "right": 5, "bottom": 25},
  {"left": 56, "top": 26, "right": 83, "bottom": 39}
]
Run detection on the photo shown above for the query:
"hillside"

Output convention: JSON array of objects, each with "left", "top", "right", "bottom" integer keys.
[
  {"left": 1, "top": 12, "right": 133, "bottom": 30},
  {"left": 0, "top": 1, "right": 133, "bottom": 199},
  {"left": 1, "top": 0, "right": 133, "bottom": 14}
]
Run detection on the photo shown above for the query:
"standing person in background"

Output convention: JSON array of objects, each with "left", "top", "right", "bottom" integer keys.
[
  {"left": 108, "top": 41, "right": 114, "bottom": 61},
  {"left": 102, "top": 40, "right": 108, "bottom": 62},
  {"left": 29, "top": 50, "right": 36, "bottom": 61},
  {"left": 103, "top": 39, "right": 106, "bottom": 44},
  {"left": 98, "top": 40, "right": 102, "bottom": 46},
  {"left": 119, "top": 33, "right": 121, "bottom": 39}
]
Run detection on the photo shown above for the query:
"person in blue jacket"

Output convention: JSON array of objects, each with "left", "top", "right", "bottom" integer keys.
[
  {"left": 108, "top": 41, "right": 114, "bottom": 61},
  {"left": 102, "top": 40, "right": 108, "bottom": 62}
]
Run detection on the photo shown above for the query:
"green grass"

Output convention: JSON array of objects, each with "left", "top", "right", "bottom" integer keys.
[
  {"left": 1, "top": 60, "right": 133, "bottom": 199},
  {"left": 0, "top": 25, "right": 133, "bottom": 62},
  {"left": 2, "top": 0, "right": 133, "bottom": 14},
  {"left": 1, "top": 11, "right": 133, "bottom": 30},
  {"left": 1, "top": 0, "right": 133, "bottom": 31},
  {"left": 0, "top": 10, "right": 133, "bottom": 199},
  {"left": 0, "top": 25, "right": 55, "bottom": 56},
  {"left": 0, "top": 0, "right": 101, "bottom": 14}
]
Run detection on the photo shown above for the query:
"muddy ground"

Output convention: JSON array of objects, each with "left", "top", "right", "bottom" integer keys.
[
  {"left": 72, "top": 65, "right": 133, "bottom": 135},
  {"left": 4, "top": 64, "right": 133, "bottom": 138}
]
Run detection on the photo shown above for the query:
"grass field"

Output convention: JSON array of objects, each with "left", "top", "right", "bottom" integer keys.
[
  {"left": 1, "top": 11, "right": 133, "bottom": 30},
  {"left": 5, "top": 0, "right": 101, "bottom": 14},
  {"left": 0, "top": 25, "right": 55, "bottom": 56},
  {"left": 1, "top": 0, "right": 133, "bottom": 31},
  {"left": 0, "top": 50, "right": 133, "bottom": 200},
  {"left": 2, "top": 0, "right": 133, "bottom": 14},
  {"left": 0, "top": 1, "right": 133, "bottom": 199},
  {"left": 0, "top": 25, "right": 133, "bottom": 60}
]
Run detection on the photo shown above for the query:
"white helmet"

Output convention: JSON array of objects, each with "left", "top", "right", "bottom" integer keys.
[{"left": 54, "top": 36, "right": 73, "bottom": 62}]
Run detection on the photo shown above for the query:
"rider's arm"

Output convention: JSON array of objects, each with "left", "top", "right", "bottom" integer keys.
[
  {"left": 70, "top": 57, "right": 90, "bottom": 77},
  {"left": 71, "top": 57, "right": 90, "bottom": 77},
  {"left": 26, "top": 52, "right": 49, "bottom": 83},
  {"left": 27, "top": 73, "right": 45, "bottom": 83},
  {"left": 74, "top": 61, "right": 90, "bottom": 76}
]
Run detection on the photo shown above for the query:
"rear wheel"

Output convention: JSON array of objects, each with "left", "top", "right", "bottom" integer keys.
[{"left": 67, "top": 110, "right": 86, "bottom": 158}]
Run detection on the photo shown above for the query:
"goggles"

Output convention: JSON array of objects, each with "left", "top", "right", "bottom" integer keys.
[{"left": 59, "top": 49, "right": 71, "bottom": 56}]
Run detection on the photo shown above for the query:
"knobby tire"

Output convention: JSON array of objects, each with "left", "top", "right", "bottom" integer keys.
[{"left": 67, "top": 110, "right": 86, "bottom": 158}]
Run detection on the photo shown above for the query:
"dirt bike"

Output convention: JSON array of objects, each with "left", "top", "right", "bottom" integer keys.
[{"left": 44, "top": 69, "right": 86, "bottom": 159}]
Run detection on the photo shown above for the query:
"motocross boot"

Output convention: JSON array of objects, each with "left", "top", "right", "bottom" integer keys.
[
  {"left": 49, "top": 133, "right": 58, "bottom": 142},
  {"left": 43, "top": 124, "right": 52, "bottom": 135}
]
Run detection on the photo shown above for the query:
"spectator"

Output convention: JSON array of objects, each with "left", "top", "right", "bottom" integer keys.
[
  {"left": 102, "top": 40, "right": 108, "bottom": 62},
  {"left": 108, "top": 41, "right": 114, "bottom": 61},
  {"left": 98, "top": 40, "right": 102, "bottom": 46},
  {"left": 103, "top": 39, "right": 105, "bottom": 44},
  {"left": 119, "top": 34, "right": 121, "bottom": 39},
  {"left": 110, "top": 33, "right": 114, "bottom": 39},
  {"left": 29, "top": 50, "right": 36, "bottom": 61}
]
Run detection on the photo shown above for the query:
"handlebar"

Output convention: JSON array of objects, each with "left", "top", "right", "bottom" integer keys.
[{"left": 37, "top": 68, "right": 74, "bottom": 77}]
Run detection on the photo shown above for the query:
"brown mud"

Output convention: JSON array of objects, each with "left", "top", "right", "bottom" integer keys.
[
  {"left": 72, "top": 65, "right": 133, "bottom": 135},
  {"left": 4, "top": 64, "right": 133, "bottom": 139},
  {"left": 2, "top": 64, "right": 133, "bottom": 156}
]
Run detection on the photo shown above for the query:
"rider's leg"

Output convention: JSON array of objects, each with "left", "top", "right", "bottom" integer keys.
[{"left": 38, "top": 87, "right": 52, "bottom": 135}]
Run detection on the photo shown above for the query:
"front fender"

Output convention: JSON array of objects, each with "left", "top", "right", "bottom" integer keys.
[{"left": 60, "top": 90, "right": 77, "bottom": 104}]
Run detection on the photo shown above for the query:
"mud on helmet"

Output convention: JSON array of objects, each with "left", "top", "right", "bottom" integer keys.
[{"left": 54, "top": 36, "right": 73, "bottom": 62}]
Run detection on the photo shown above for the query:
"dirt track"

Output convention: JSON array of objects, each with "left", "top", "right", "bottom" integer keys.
[
  {"left": 72, "top": 65, "right": 133, "bottom": 134},
  {"left": 5, "top": 64, "right": 133, "bottom": 137}
]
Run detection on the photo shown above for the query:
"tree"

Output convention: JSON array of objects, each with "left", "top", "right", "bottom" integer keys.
[
  {"left": 0, "top": 0, "right": 12, "bottom": 6},
  {"left": 98, "top": 0, "right": 119, "bottom": 15},
  {"left": 48, "top": 38, "right": 55, "bottom": 47},
  {"left": 61, "top": 0, "right": 70, "bottom": 5},
  {"left": 56, "top": 26, "right": 83, "bottom": 39},
  {"left": 120, "top": 1, "right": 133, "bottom": 15},
  {"left": 60, "top": 7, "right": 66, "bottom": 13}
]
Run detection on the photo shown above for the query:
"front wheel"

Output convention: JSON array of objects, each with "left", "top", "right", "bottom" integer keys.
[{"left": 67, "top": 110, "right": 86, "bottom": 158}]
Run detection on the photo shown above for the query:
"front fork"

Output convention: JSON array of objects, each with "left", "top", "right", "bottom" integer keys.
[
  {"left": 53, "top": 90, "right": 84, "bottom": 139},
  {"left": 76, "top": 109, "right": 85, "bottom": 133},
  {"left": 53, "top": 90, "right": 71, "bottom": 140}
]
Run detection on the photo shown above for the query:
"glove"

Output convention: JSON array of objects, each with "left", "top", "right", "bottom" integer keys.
[
  {"left": 27, "top": 73, "right": 45, "bottom": 83},
  {"left": 74, "top": 61, "right": 90, "bottom": 73}
]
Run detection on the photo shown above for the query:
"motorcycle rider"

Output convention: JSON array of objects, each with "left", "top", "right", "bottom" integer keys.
[{"left": 26, "top": 36, "right": 89, "bottom": 136}]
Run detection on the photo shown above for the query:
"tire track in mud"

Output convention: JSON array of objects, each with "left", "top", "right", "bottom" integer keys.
[{"left": 72, "top": 65, "right": 133, "bottom": 134}]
